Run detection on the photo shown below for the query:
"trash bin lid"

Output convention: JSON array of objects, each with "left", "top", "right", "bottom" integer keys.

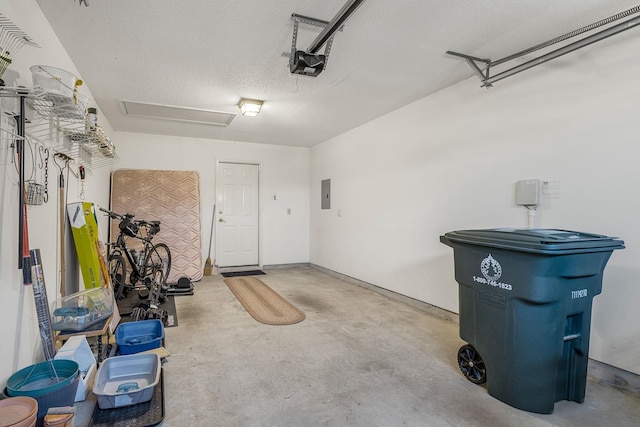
[{"left": 440, "top": 228, "right": 625, "bottom": 254}]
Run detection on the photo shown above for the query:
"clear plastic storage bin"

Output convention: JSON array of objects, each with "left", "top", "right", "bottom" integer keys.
[{"left": 51, "top": 287, "right": 114, "bottom": 332}]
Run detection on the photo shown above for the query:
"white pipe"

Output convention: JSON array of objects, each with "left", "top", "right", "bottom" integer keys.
[{"left": 527, "top": 207, "right": 537, "bottom": 229}]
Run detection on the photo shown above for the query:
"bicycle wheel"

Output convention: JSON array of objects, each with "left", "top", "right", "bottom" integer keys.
[
  {"left": 143, "top": 242, "right": 172, "bottom": 285},
  {"left": 108, "top": 253, "right": 127, "bottom": 300}
]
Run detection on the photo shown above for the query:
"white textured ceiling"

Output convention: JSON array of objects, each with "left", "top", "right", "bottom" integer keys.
[{"left": 35, "top": 0, "right": 640, "bottom": 147}]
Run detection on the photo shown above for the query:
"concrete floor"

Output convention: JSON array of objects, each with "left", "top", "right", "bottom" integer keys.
[{"left": 155, "top": 267, "right": 639, "bottom": 427}]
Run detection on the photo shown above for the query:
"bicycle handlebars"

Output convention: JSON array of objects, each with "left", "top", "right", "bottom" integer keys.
[
  {"left": 99, "top": 207, "right": 131, "bottom": 220},
  {"left": 99, "top": 207, "right": 160, "bottom": 228}
]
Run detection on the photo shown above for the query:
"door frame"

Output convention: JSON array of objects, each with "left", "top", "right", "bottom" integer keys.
[{"left": 214, "top": 160, "right": 262, "bottom": 269}]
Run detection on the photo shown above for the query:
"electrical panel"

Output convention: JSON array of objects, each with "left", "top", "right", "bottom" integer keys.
[{"left": 321, "top": 179, "right": 331, "bottom": 209}]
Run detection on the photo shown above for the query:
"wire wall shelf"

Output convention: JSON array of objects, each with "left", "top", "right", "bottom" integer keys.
[
  {"left": 26, "top": 87, "right": 118, "bottom": 171},
  {"left": 0, "top": 85, "right": 118, "bottom": 171}
]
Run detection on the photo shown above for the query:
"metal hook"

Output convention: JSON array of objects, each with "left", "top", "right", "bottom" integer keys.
[
  {"left": 53, "top": 153, "right": 68, "bottom": 173},
  {"left": 53, "top": 153, "right": 76, "bottom": 177},
  {"left": 37, "top": 145, "right": 47, "bottom": 169},
  {"left": 67, "top": 161, "right": 78, "bottom": 179}
]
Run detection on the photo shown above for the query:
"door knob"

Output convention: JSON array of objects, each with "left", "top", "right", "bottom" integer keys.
[{"left": 218, "top": 218, "right": 225, "bottom": 222}]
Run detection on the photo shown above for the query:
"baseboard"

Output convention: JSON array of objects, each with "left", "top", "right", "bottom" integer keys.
[
  {"left": 310, "top": 264, "right": 640, "bottom": 397},
  {"left": 588, "top": 359, "right": 640, "bottom": 397},
  {"left": 263, "top": 263, "right": 310, "bottom": 270}
]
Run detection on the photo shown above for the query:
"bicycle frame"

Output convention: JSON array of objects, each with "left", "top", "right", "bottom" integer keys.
[{"left": 110, "top": 226, "right": 155, "bottom": 286}]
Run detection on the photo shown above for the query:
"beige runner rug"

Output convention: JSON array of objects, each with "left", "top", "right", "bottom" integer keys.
[{"left": 224, "top": 276, "right": 305, "bottom": 325}]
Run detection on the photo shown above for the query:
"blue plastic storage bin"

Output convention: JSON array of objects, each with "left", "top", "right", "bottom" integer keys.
[{"left": 116, "top": 319, "right": 164, "bottom": 354}]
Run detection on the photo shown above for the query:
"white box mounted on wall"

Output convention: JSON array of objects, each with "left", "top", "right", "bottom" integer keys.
[{"left": 515, "top": 179, "right": 541, "bottom": 206}]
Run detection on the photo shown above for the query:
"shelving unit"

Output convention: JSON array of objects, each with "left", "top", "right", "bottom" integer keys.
[
  {"left": 1, "top": 86, "right": 118, "bottom": 171},
  {"left": 26, "top": 87, "right": 118, "bottom": 171}
]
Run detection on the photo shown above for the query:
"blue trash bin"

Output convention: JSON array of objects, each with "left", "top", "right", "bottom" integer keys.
[{"left": 440, "top": 228, "right": 624, "bottom": 413}]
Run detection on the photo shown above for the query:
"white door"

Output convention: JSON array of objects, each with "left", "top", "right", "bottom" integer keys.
[{"left": 215, "top": 162, "right": 259, "bottom": 267}]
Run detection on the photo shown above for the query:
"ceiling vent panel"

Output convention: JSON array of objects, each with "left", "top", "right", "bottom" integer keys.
[{"left": 120, "top": 100, "right": 235, "bottom": 126}]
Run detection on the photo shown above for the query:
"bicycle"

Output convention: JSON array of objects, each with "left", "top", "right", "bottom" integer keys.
[{"left": 99, "top": 207, "right": 172, "bottom": 301}]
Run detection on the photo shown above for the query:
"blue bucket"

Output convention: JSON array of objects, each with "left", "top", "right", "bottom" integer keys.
[{"left": 6, "top": 359, "right": 79, "bottom": 398}]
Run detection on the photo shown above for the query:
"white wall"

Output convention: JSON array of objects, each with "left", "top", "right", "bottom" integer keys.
[
  {"left": 112, "top": 132, "right": 310, "bottom": 267},
  {"left": 310, "top": 34, "right": 640, "bottom": 374}
]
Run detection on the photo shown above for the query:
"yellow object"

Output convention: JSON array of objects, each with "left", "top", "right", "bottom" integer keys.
[
  {"left": 140, "top": 346, "right": 171, "bottom": 358},
  {"left": 96, "top": 240, "right": 110, "bottom": 288},
  {"left": 68, "top": 202, "right": 101, "bottom": 289},
  {"left": 44, "top": 412, "right": 74, "bottom": 427}
]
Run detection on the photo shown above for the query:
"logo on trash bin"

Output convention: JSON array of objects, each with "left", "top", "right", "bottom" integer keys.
[
  {"left": 473, "top": 254, "right": 513, "bottom": 291},
  {"left": 480, "top": 255, "right": 502, "bottom": 282}
]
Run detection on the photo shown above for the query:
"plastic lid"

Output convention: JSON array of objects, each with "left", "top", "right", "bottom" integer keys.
[{"left": 440, "top": 228, "right": 625, "bottom": 254}]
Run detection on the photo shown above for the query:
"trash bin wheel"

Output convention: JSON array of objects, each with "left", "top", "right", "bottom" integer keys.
[{"left": 457, "top": 344, "right": 486, "bottom": 385}]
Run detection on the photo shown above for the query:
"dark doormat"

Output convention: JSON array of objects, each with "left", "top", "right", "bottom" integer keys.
[
  {"left": 91, "top": 368, "right": 164, "bottom": 426},
  {"left": 221, "top": 270, "right": 265, "bottom": 278},
  {"left": 117, "top": 292, "right": 178, "bottom": 327}
]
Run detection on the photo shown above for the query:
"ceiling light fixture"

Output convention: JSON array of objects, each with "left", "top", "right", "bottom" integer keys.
[{"left": 238, "top": 98, "right": 263, "bottom": 117}]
